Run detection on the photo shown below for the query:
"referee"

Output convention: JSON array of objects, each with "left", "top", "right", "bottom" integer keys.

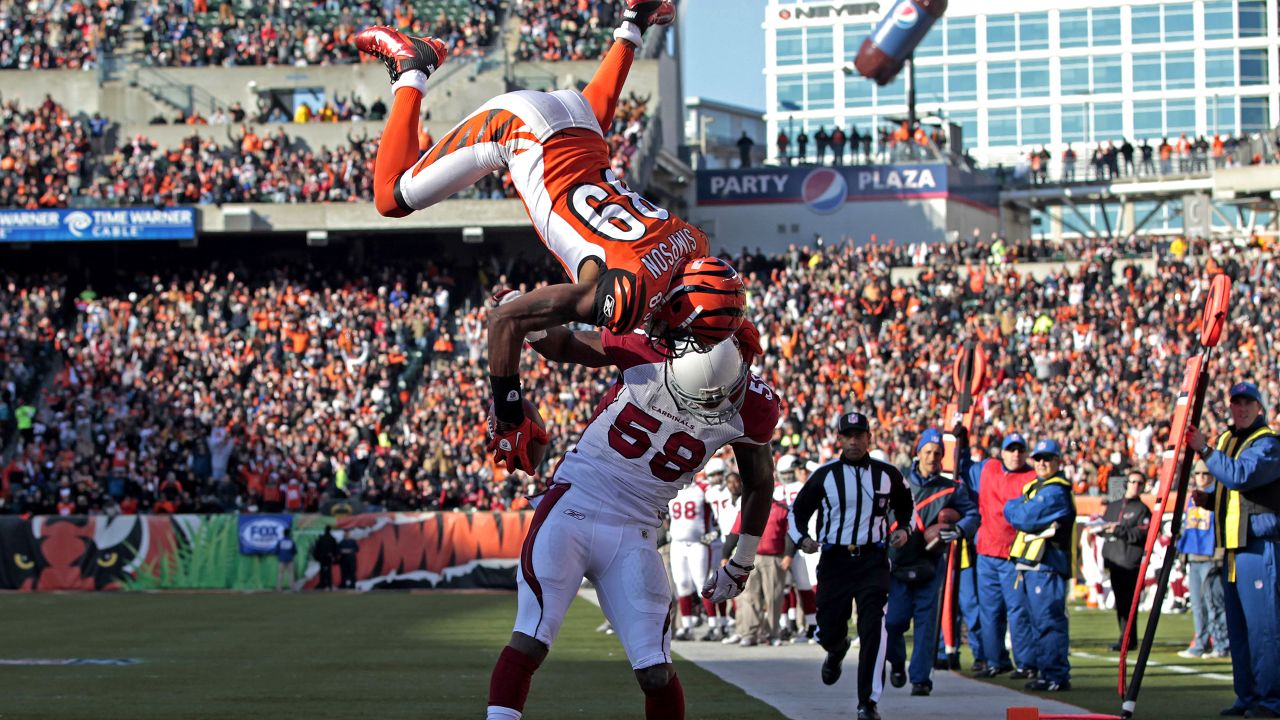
[{"left": 789, "top": 411, "right": 914, "bottom": 720}]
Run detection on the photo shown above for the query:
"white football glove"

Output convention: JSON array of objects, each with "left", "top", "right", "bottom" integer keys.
[
  {"left": 701, "top": 559, "right": 751, "bottom": 603},
  {"left": 699, "top": 530, "right": 720, "bottom": 545}
]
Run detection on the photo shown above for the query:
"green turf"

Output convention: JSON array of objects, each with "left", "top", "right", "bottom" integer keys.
[
  {"left": 0, "top": 592, "right": 785, "bottom": 720},
  {"left": 0, "top": 593, "right": 1238, "bottom": 720},
  {"left": 932, "top": 604, "right": 1237, "bottom": 719}
]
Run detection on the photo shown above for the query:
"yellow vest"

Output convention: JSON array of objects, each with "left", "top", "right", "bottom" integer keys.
[
  {"left": 1214, "top": 426, "right": 1278, "bottom": 551},
  {"left": 1009, "top": 475, "right": 1074, "bottom": 565}
]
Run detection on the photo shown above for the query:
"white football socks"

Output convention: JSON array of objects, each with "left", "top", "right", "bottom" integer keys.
[
  {"left": 486, "top": 706, "right": 522, "bottom": 720},
  {"left": 392, "top": 69, "right": 429, "bottom": 95}
]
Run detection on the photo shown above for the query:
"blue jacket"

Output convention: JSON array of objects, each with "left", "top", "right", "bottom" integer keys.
[{"left": 1004, "top": 478, "right": 1075, "bottom": 576}]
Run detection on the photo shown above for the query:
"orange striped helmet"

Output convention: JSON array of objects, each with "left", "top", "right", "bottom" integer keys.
[{"left": 650, "top": 256, "right": 746, "bottom": 355}]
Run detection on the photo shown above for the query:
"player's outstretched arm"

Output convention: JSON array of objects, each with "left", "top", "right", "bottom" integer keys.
[
  {"left": 489, "top": 281, "right": 596, "bottom": 379},
  {"left": 702, "top": 443, "right": 775, "bottom": 603},
  {"left": 732, "top": 442, "right": 776, "bottom": 539},
  {"left": 528, "top": 326, "right": 610, "bottom": 368}
]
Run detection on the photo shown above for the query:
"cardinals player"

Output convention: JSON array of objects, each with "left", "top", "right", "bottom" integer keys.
[
  {"left": 354, "top": 2, "right": 750, "bottom": 476},
  {"left": 483, "top": 327, "right": 780, "bottom": 720},
  {"left": 668, "top": 477, "right": 715, "bottom": 641},
  {"left": 699, "top": 458, "right": 735, "bottom": 641},
  {"left": 775, "top": 454, "right": 819, "bottom": 643}
]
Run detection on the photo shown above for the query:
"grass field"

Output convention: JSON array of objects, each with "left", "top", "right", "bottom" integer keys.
[{"left": 0, "top": 592, "right": 1235, "bottom": 720}]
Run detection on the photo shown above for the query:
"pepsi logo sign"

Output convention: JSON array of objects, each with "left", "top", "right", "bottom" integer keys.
[
  {"left": 778, "top": 8, "right": 792, "bottom": 19},
  {"left": 801, "top": 168, "right": 848, "bottom": 214},
  {"left": 892, "top": 0, "right": 919, "bottom": 29}
]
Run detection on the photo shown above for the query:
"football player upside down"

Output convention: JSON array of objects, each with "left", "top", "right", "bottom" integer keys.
[{"left": 355, "top": 0, "right": 757, "bottom": 475}]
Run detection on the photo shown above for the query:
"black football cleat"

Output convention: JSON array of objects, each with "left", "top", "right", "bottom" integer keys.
[{"left": 354, "top": 26, "right": 448, "bottom": 83}]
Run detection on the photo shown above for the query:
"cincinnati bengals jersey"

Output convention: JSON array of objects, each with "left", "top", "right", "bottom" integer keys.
[
  {"left": 705, "top": 484, "right": 740, "bottom": 537},
  {"left": 668, "top": 482, "right": 713, "bottom": 543},
  {"left": 491, "top": 91, "right": 709, "bottom": 333},
  {"left": 552, "top": 330, "right": 781, "bottom": 525}
]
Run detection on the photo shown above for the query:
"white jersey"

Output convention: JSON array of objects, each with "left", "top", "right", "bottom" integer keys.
[
  {"left": 668, "top": 482, "right": 713, "bottom": 543},
  {"left": 705, "top": 484, "right": 740, "bottom": 536},
  {"left": 553, "top": 330, "right": 782, "bottom": 525},
  {"left": 777, "top": 479, "right": 820, "bottom": 540}
]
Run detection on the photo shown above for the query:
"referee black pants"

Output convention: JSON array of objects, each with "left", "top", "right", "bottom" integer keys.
[{"left": 816, "top": 545, "right": 891, "bottom": 708}]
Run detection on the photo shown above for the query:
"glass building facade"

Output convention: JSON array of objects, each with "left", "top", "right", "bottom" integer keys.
[{"left": 765, "top": 0, "right": 1280, "bottom": 163}]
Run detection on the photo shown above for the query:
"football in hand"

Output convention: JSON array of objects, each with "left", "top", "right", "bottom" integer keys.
[
  {"left": 923, "top": 508, "right": 962, "bottom": 549},
  {"left": 487, "top": 398, "right": 549, "bottom": 472}
]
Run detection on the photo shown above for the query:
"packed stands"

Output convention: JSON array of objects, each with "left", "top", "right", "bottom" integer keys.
[
  {"left": 0, "top": 0, "right": 130, "bottom": 70},
  {"left": 136, "top": 0, "right": 500, "bottom": 67},
  {"left": 512, "top": 0, "right": 619, "bottom": 62},
  {"left": 3, "top": 234, "right": 1277, "bottom": 516},
  {"left": 0, "top": 273, "right": 62, "bottom": 453}
]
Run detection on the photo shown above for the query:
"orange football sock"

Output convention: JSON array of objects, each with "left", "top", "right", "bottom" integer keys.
[
  {"left": 582, "top": 40, "right": 635, "bottom": 132},
  {"left": 374, "top": 87, "right": 424, "bottom": 217}
]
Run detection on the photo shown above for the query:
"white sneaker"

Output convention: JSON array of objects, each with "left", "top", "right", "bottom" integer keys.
[
  {"left": 595, "top": 620, "right": 613, "bottom": 634},
  {"left": 1176, "top": 649, "right": 1204, "bottom": 659},
  {"left": 721, "top": 633, "right": 742, "bottom": 645}
]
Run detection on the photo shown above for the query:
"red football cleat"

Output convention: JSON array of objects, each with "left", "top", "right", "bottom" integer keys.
[
  {"left": 623, "top": 0, "right": 675, "bottom": 30},
  {"left": 354, "top": 26, "right": 448, "bottom": 83}
]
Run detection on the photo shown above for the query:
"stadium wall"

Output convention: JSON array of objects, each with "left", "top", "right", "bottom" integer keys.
[{"left": 0, "top": 513, "right": 530, "bottom": 592}]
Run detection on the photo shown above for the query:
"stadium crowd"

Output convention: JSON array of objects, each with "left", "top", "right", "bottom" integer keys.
[
  {"left": 0, "top": 96, "right": 655, "bottom": 206},
  {"left": 512, "top": 0, "right": 619, "bottom": 62},
  {"left": 2, "top": 231, "right": 1277, "bottom": 516},
  {"left": 134, "top": 0, "right": 500, "bottom": 67},
  {"left": 0, "top": 0, "right": 130, "bottom": 70}
]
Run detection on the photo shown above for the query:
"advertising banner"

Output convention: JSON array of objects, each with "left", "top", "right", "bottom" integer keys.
[
  {"left": 238, "top": 514, "right": 293, "bottom": 555},
  {"left": 0, "top": 207, "right": 196, "bottom": 242},
  {"left": 0, "top": 512, "right": 533, "bottom": 592},
  {"left": 696, "top": 164, "right": 949, "bottom": 210}
]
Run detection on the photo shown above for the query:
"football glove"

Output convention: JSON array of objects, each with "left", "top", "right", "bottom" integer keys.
[
  {"left": 699, "top": 530, "right": 721, "bottom": 545},
  {"left": 701, "top": 559, "right": 751, "bottom": 603},
  {"left": 487, "top": 415, "right": 548, "bottom": 474},
  {"left": 938, "top": 526, "right": 962, "bottom": 543}
]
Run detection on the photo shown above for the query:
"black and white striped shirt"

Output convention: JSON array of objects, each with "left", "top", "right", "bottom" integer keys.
[{"left": 788, "top": 455, "right": 915, "bottom": 547}]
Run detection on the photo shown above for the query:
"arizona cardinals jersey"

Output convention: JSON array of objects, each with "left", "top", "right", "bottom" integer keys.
[
  {"left": 705, "top": 484, "right": 740, "bottom": 537},
  {"left": 668, "top": 482, "right": 713, "bottom": 543},
  {"left": 552, "top": 330, "right": 781, "bottom": 525}
]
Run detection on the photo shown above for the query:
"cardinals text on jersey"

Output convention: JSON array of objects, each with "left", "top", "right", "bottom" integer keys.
[{"left": 551, "top": 330, "right": 781, "bottom": 525}]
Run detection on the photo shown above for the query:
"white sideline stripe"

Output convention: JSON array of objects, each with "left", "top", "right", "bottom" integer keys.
[{"left": 1071, "top": 651, "right": 1234, "bottom": 682}]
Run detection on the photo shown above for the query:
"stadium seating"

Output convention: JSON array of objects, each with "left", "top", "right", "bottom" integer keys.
[{"left": 3, "top": 235, "right": 1277, "bottom": 515}]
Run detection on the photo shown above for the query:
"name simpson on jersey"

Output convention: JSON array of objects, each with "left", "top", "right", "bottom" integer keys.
[{"left": 639, "top": 227, "right": 699, "bottom": 280}]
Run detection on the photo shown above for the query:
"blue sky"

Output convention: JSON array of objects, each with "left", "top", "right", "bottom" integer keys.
[{"left": 680, "top": 0, "right": 768, "bottom": 111}]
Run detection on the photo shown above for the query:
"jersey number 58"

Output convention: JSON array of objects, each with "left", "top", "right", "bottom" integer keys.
[{"left": 607, "top": 402, "right": 707, "bottom": 482}]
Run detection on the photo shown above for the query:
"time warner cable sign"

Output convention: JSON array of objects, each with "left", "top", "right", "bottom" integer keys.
[
  {"left": 0, "top": 207, "right": 196, "bottom": 241},
  {"left": 238, "top": 515, "right": 293, "bottom": 555}
]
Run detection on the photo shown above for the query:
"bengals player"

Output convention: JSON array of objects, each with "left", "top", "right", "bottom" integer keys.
[{"left": 355, "top": 1, "right": 750, "bottom": 475}]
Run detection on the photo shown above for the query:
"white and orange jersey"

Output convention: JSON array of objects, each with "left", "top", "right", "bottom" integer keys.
[
  {"left": 668, "top": 482, "right": 713, "bottom": 543},
  {"left": 552, "top": 330, "right": 782, "bottom": 525},
  {"left": 400, "top": 89, "right": 709, "bottom": 334},
  {"left": 705, "top": 484, "right": 740, "bottom": 537}
]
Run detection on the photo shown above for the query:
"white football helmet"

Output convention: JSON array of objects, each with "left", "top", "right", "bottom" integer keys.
[
  {"left": 777, "top": 454, "right": 800, "bottom": 477},
  {"left": 665, "top": 339, "right": 748, "bottom": 425},
  {"left": 704, "top": 457, "right": 729, "bottom": 479}
]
